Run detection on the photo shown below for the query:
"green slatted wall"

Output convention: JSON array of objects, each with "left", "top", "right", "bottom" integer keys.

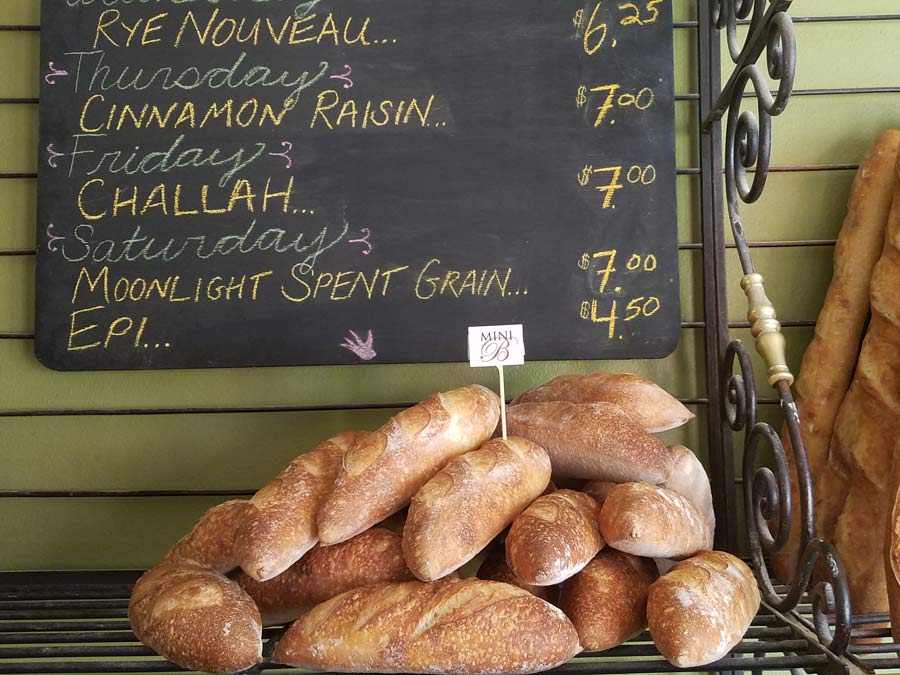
[{"left": 1, "top": 0, "right": 898, "bottom": 570}]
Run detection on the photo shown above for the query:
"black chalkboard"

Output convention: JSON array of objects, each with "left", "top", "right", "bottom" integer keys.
[{"left": 36, "top": 0, "right": 679, "bottom": 370}]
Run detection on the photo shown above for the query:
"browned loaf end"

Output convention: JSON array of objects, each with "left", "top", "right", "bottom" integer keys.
[
  {"left": 559, "top": 548, "right": 659, "bottom": 651},
  {"left": 599, "top": 483, "right": 711, "bottom": 560},
  {"left": 128, "top": 560, "right": 262, "bottom": 674},
  {"left": 403, "top": 436, "right": 551, "bottom": 581},
  {"left": 507, "top": 401, "right": 673, "bottom": 482},
  {"left": 512, "top": 372, "right": 694, "bottom": 432},
  {"left": 271, "top": 578, "right": 581, "bottom": 674},
  {"left": 318, "top": 385, "right": 501, "bottom": 545},
  {"left": 506, "top": 489, "right": 604, "bottom": 586},
  {"left": 477, "top": 547, "right": 558, "bottom": 603},
  {"left": 647, "top": 551, "right": 759, "bottom": 668},
  {"left": 660, "top": 445, "right": 715, "bottom": 543},
  {"left": 235, "top": 527, "right": 413, "bottom": 625},
  {"left": 163, "top": 499, "right": 249, "bottom": 574}
]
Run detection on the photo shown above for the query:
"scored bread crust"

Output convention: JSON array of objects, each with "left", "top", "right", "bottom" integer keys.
[
  {"left": 648, "top": 551, "right": 759, "bottom": 668},
  {"left": 403, "top": 436, "right": 551, "bottom": 581},
  {"left": 599, "top": 483, "right": 711, "bottom": 560},
  {"left": 235, "top": 528, "right": 413, "bottom": 625},
  {"left": 163, "top": 499, "right": 249, "bottom": 573},
  {"left": 511, "top": 372, "right": 694, "bottom": 432},
  {"left": 271, "top": 578, "right": 581, "bottom": 674},
  {"left": 234, "top": 431, "right": 361, "bottom": 581},
  {"left": 318, "top": 385, "right": 501, "bottom": 545},
  {"left": 128, "top": 560, "right": 262, "bottom": 674},
  {"left": 507, "top": 401, "right": 673, "bottom": 483},
  {"left": 506, "top": 490, "right": 604, "bottom": 586}
]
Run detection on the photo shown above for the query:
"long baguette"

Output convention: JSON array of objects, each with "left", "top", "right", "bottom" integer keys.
[
  {"left": 773, "top": 130, "right": 900, "bottom": 583},
  {"left": 163, "top": 500, "right": 249, "bottom": 573},
  {"left": 271, "top": 578, "right": 581, "bottom": 674},
  {"left": 403, "top": 436, "right": 551, "bottom": 581},
  {"left": 318, "top": 385, "right": 500, "bottom": 545},
  {"left": 234, "top": 431, "right": 361, "bottom": 581},
  {"left": 512, "top": 372, "right": 693, "bottom": 432}
]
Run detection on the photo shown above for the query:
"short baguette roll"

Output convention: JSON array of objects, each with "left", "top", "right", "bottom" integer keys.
[
  {"left": 660, "top": 445, "right": 715, "bottom": 544},
  {"left": 506, "top": 490, "right": 604, "bottom": 586},
  {"left": 600, "top": 483, "right": 711, "bottom": 559},
  {"left": 512, "top": 372, "right": 693, "bottom": 432},
  {"left": 129, "top": 560, "right": 262, "bottom": 674},
  {"left": 403, "top": 436, "right": 551, "bottom": 581},
  {"left": 559, "top": 548, "right": 658, "bottom": 651},
  {"left": 477, "top": 547, "right": 558, "bottom": 603},
  {"left": 164, "top": 500, "right": 249, "bottom": 573},
  {"left": 271, "top": 578, "right": 581, "bottom": 674},
  {"left": 507, "top": 402, "right": 673, "bottom": 482},
  {"left": 234, "top": 432, "right": 359, "bottom": 581},
  {"left": 235, "top": 528, "right": 413, "bottom": 625},
  {"left": 318, "top": 385, "right": 501, "bottom": 545},
  {"left": 648, "top": 551, "right": 759, "bottom": 667}
]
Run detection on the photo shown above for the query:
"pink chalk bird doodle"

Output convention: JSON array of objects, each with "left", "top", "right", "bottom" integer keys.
[
  {"left": 44, "top": 62, "right": 69, "bottom": 85},
  {"left": 341, "top": 330, "right": 376, "bottom": 361},
  {"left": 45, "top": 224, "right": 64, "bottom": 252},
  {"left": 268, "top": 141, "right": 293, "bottom": 169},
  {"left": 330, "top": 65, "right": 354, "bottom": 89},
  {"left": 348, "top": 227, "right": 373, "bottom": 255},
  {"left": 46, "top": 144, "right": 64, "bottom": 168}
]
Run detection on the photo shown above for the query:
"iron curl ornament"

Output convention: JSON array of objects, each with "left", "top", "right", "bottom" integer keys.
[{"left": 705, "top": 0, "right": 852, "bottom": 658}]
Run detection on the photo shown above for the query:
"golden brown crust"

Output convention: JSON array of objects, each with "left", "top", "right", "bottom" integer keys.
[
  {"left": 235, "top": 528, "right": 413, "bottom": 625},
  {"left": 271, "top": 578, "right": 581, "bottom": 674},
  {"left": 476, "top": 547, "right": 558, "bottom": 604},
  {"left": 599, "top": 483, "right": 711, "bottom": 560},
  {"left": 581, "top": 481, "right": 618, "bottom": 509},
  {"left": 318, "top": 386, "right": 501, "bottom": 545},
  {"left": 558, "top": 548, "right": 658, "bottom": 651},
  {"left": 506, "top": 490, "right": 604, "bottom": 586},
  {"left": 648, "top": 551, "right": 759, "bottom": 668},
  {"left": 660, "top": 445, "right": 715, "bottom": 544},
  {"left": 128, "top": 560, "right": 262, "bottom": 674},
  {"left": 403, "top": 436, "right": 551, "bottom": 581},
  {"left": 234, "top": 432, "right": 360, "bottom": 581},
  {"left": 512, "top": 372, "right": 694, "bottom": 432},
  {"left": 507, "top": 401, "right": 673, "bottom": 482},
  {"left": 887, "top": 476, "right": 900, "bottom": 642},
  {"left": 163, "top": 500, "right": 249, "bottom": 573}
]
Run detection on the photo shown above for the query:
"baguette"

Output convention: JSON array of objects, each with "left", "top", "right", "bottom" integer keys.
[
  {"left": 558, "top": 548, "right": 658, "bottom": 651},
  {"left": 271, "top": 578, "right": 581, "bottom": 674},
  {"left": 506, "top": 490, "right": 604, "bottom": 586},
  {"left": 507, "top": 402, "right": 673, "bottom": 482},
  {"left": 476, "top": 547, "right": 557, "bottom": 604},
  {"left": 599, "top": 483, "right": 711, "bottom": 559},
  {"left": 234, "top": 431, "right": 360, "bottom": 581},
  {"left": 163, "top": 499, "right": 248, "bottom": 573},
  {"left": 660, "top": 445, "right": 715, "bottom": 544},
  {"left": 827, "top": 144, "right": 900, "bottom": 614},
  {"left": 129, "top": 560, "right": 262, "bottom": 674},
  {"left": 512, "top": 372, "right": 693, "bottom": 432},
  {"left": 318, "top": 385, "right": 500, "bottom": 545},
  {"left": 886, "top": 461, "right": 900, "bottom": 642},
  {"left": 235, "top": 528, "right": 413, "bottom": 625},
  {"left": 648, "top": 551, "right": 759, "bottom": 667},
  {"left": 774, "top": 130, "right": 900, "bottom": 583},
  {"left": 403, "top": 436, "right": 551, "bottom": 581}
]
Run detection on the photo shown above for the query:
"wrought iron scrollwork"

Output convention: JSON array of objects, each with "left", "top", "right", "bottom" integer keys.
[{"left": 705, "top": 0, "right": 852, "bottom": 658}]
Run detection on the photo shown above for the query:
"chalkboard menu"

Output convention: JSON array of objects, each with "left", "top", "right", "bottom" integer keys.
[{"left": 36, "top": 0, "right": 679, "bottom": 370}]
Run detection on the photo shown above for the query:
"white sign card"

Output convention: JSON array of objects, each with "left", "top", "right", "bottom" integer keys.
[{"left": 467, "top": 324, "right": 525, "bottom": 440}]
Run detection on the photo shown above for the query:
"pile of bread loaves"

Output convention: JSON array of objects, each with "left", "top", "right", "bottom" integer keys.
[{"left": 128, "top": 373, "right": 760, "bottom": 674}]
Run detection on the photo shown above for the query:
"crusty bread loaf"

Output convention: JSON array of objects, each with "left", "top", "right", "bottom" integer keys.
[
  {"left": 507, "top": 402, "right": 673, "bottom": 482},
  {"left": 885, "top": 464, "right": 900, "bottom": 642},
  {"left": 403, "top": 436, "right": 551, "bottom": 581},
  {"left": 581, "top": 481, "right": 618, "bottom": 508},
  {"left": 660, "top": 445, "right": 715, "bottom": 544},
  {"left": 774, "top": 130, "right": 900, "bottom": 584},
  {"left": 599, "top": 483, "right": 711, "bottom": 559},
  {"left": 648, "top": 551, "right": 759, "bottom": 667},
  {"left": 271, "top": 578, "right": 581, "bottom": 674},
  {"left": 235, "top": 528, "right": 413, "bottom": 625},
  {"left": 129, "top": 560, "right": 262, "bottom": 674},
  {"left": 234, "top": 432, "right": 359, "bottom": 581},
  {"left": 512, "top": 372, "right": 693, "bottom": 432},
  {"left": 558, "top": 548, "right": 658, "bottom": 651},
  {"left": 164, "top": 500, "right": 249, "bottom": 573},
  {"left": 477, "top": 547, "right": 557, "bottom": 603},
  {"left": 318, "top": 386, "right": 501, "bottom": 545},
  {"left": 506, "top": 490, "right": 604, "bottom": 586},
  {"left": 826, "top": 143, "right": 900, "bottom": 614}
]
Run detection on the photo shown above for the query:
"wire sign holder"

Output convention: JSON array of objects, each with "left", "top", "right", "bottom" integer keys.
[{"left": 702, "top": 0, "right": 852, "bottom": 658}]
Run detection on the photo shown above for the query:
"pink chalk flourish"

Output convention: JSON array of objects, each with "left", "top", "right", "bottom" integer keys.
[
  {"left": 45, "top": 62, "right": 69, "bottom": 85},
  {"left": 348, "top": 227, "right": 373, "bottom": 255},
  {"left": 46, "top": 144, "right": 65, "bottom": 168},
  {"left": 330, "top": 64, "right": 354, "bottom": 89},
  {"left": 341, "top": 329, "right": 376, "bottom": 361},
  {"left": 46, "top": 224, "right": 65, "bottom": 252},
  {"left": 268, "top": 141, "right": 293, "bottom": 169}
]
